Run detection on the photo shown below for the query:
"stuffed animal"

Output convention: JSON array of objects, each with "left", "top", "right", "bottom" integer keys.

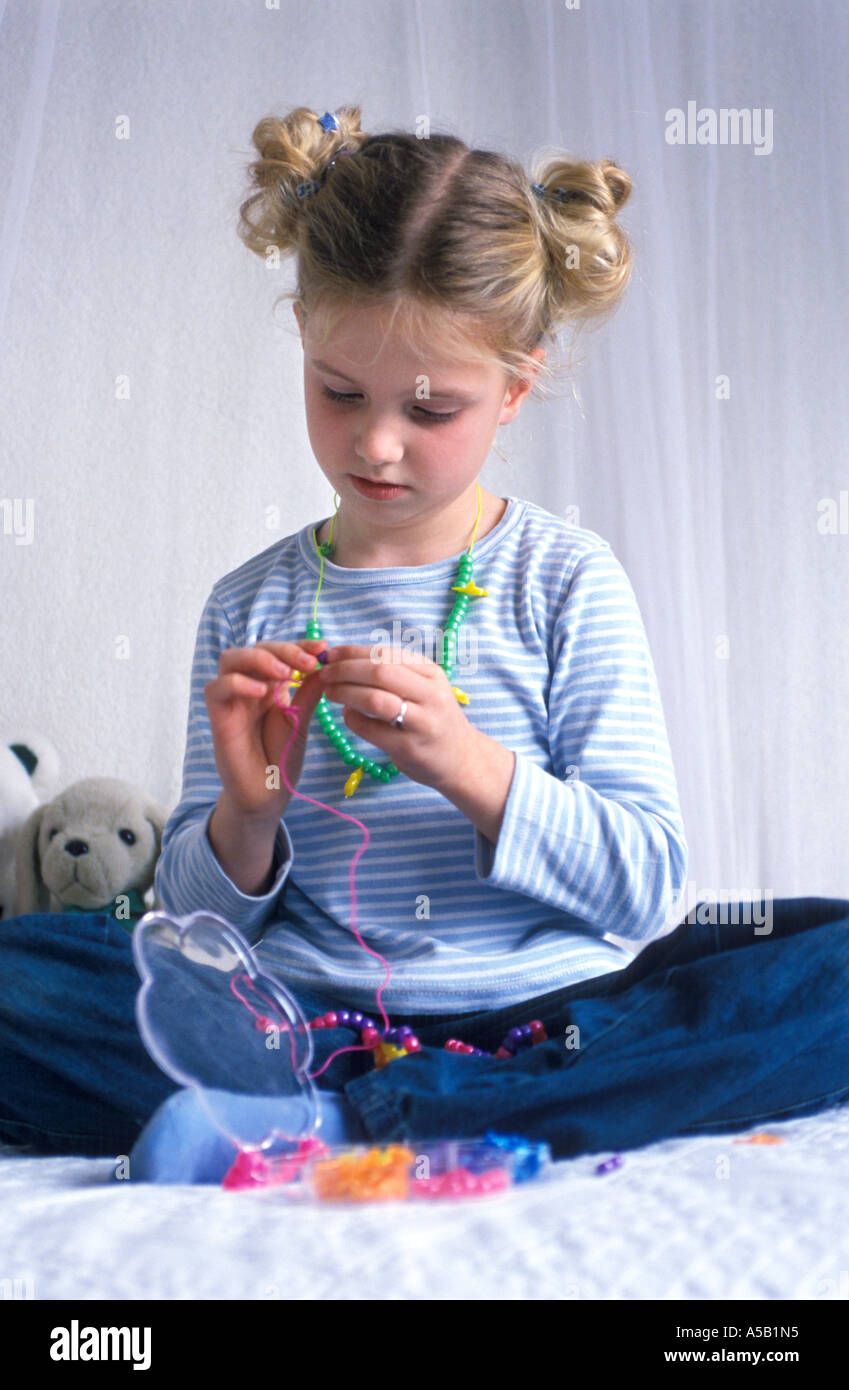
[
  {"left": 0, "top": 735, "right": 61, "bottom": 921},
  {"left": 14, "top": 777, "right": 169, "bottom": 926}
]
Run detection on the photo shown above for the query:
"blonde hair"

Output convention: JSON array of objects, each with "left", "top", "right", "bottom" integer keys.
[{"left": 237, "top": 105, "right": 634, "bottom": 400}]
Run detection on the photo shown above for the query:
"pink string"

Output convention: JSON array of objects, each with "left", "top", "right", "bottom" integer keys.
[
  {"left": 230, "top": 973, "right": 301, "bottom": 1074},
  {"left": 269, "top": 679, "right": 393, "bottom": 1080}
]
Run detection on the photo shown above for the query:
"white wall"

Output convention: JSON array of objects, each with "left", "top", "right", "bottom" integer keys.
[{"left": 2, "top": 0, "right": 847, "bottom": 902}]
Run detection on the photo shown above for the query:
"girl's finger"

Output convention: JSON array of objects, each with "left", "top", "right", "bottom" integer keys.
[
  {"left": 321, "top": 682, "right": 412, "bottom": 726},
  {"left": 206, "top": 672, "right": 271, "bottom": 706},
  {"left": 254, "top": 640, "right": 328, "bottom": 672}
]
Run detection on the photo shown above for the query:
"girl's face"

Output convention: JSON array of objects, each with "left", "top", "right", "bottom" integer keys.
[{"left": 294, "top": 299, "right": 541, "bottom": 529}]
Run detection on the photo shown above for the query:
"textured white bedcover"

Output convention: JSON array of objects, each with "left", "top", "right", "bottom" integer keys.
[{"left": 2, "top": 1105, "right": 848, "bottom": 1301}]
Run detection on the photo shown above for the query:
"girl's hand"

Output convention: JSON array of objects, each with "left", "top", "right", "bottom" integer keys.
[
  {"left": 204, "top": 639, "right": 329, "bottom": 821},
  {"left": 317, "top": 644, "right": 476, "bottom": 793}
]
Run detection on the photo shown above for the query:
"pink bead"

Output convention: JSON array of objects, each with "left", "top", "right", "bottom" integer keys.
[
  {"left": 361, "top": 1027, "right": 380, "bottom": 1047},
  {"left": 445, "top": 1039, "right": 459, "bottom": 1051},
  {"left": 312, "top": 1018, "right": 326, "bottom": 1029},
  {"left": 495, "top": 1046, "right": 511, "bottom": 1059},
  {"left": 403, "top": 1036, "right": 421, "bottom": 1052},
  {"left": 323, "top": 1012, "right": 338, "bottom": 1027}
]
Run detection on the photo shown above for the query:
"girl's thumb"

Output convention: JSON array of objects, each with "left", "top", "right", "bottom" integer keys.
[{"left": 285, "top": 668, "right": 325, "bottom": 725}]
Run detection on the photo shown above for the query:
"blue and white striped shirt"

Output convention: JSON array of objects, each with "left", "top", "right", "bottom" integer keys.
[{"left": 155, "top": 495, "right": 688, "bottom": 1013}]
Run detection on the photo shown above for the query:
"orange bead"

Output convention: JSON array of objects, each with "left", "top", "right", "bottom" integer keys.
[{"left": 733, "top": 1132, "right": 785, "bottom": 1145}]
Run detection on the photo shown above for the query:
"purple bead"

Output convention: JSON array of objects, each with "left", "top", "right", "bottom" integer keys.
[
  {"left": 397, "top": 1024, "right": 414, "bottom": 1036},
  {"left": 507, "top": 1026, "right": 524, "bottom": 1042},
  {"left": 383, "top": 1027, "right": 397, "bottom": 1043},
  {"left": 350, "top": 1012, "right": 364, "bottom": 1028},
  {"left": 336, "top": 1010, "right": 351, "bottom": 1026},
  {"left": 594, "top": 1154, "right": 624, "bottom": 1176},
  {"left": 362, "top": 1018, "right": 376, "bottom": 1031},
  {"left": 317, "top": 650, "right": 329, "bottom": 665}
]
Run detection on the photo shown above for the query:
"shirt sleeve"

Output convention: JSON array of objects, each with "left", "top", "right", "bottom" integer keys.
[
  {"left": 474, "top": 544, "right": 688, "bottom": 942},
  {"left": 153, "top": 588, "right": 294, "bottom": 947}
]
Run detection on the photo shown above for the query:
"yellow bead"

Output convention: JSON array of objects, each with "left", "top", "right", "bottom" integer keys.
[
  {"left": 451, "top": 581, "right": 489, "bottom": 597},
  {"left": 374, "top": 1042, "right": 407, "bottom": 1070},
  {"left": 452, "top": 687, "right": 469, "bottom": 705},
  {"left": 344, "top": 766, "right": 364, "bottom": 798}
]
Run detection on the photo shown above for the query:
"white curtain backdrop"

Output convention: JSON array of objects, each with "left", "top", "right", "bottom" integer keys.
[{"left": 1, "top": 0, "right": 847, "bottom": 907}]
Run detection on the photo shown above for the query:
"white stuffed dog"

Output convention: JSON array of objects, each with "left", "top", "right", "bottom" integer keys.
[{"left": 14, "top": 777, "right": 169, "bottom": 923}]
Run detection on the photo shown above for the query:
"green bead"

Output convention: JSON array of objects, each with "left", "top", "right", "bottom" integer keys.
[{"left": 309, "top": 520, "right": 484, "bottom": 789}]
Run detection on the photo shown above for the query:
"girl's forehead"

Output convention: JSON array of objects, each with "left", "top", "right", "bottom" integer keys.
[{"left": 304, "top": 301, "right": 501, "bottom": 382}]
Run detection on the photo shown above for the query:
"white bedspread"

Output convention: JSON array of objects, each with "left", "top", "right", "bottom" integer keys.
[{"left": 2, "top": 1105, "right": 848, "bottom": 1301}]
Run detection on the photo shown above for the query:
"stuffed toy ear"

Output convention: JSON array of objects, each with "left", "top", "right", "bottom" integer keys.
[
  {"left": 144, "top": 797, "right": 170, "bottom": 853},
  {"left": 13, "top": 801, "right": 51, "bottom": 916},
  {"left": 144, "top": 796, "right": 170, "bottom": 911}
]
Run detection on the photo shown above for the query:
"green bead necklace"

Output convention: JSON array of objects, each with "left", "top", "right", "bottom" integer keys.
[{"left": 289, "top": 482, "right": 490, "bottom": 798}]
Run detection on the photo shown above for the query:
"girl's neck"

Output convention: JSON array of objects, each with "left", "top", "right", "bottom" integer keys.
[{"left": 318, "top": 489, "right": 508, "bottom": 569}]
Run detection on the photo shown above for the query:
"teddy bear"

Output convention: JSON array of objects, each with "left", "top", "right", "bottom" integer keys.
[
  {"left": 0, "top": 734, "right": 61, "bottom": 921},
  {"left": 14, "top": 776, "right": 170, "bottom": 926}
]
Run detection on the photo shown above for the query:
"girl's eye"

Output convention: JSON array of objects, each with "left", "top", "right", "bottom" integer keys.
[{"left": 321, "top": 386, "right": 459, "bottom": 425}]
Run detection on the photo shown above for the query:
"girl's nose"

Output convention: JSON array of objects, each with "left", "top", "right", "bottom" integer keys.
[{"left": 354, "top": 416, "right": 405, "bottom": 466}]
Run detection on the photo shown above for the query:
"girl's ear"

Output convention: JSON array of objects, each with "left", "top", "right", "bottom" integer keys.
[
  {"left": 293, "top": 302, "right": 305, "bottom": 341},
  {"left": 500, "top": 349, "right": 546, "bottom": 423}
]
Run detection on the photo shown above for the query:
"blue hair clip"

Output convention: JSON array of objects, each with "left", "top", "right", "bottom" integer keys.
[
  {"left": 531, "top": 182, "right": 547, "bottom": 199},
  {"left": 318, "top": 111, "right": 340, "bottom": 132}
]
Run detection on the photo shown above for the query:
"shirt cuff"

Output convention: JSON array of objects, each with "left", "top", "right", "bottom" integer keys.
[
  {"left": 158, "top": 808, "right": 294, "bottom": 948},
  {"left": 475, "top": 750, "right": 533, "bottom": 878},
  {"left": 474, "top": 751, "right": 558, "bottom": 889}
]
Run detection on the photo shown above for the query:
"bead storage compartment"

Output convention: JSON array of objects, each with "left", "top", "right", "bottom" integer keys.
[{"left": 298, "top": 1134, "right": 552, "bottom": 1204}]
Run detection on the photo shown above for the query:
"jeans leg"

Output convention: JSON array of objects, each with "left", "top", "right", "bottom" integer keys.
[
  {"left": 403, "top": 896, "right": 849, "bottom": 1055},
  {"left": 342, "top": 899, "right": 849, "bottom": 1159},
  {"left": 0, "top": 912, "right": 180, "bottom": 1156}
]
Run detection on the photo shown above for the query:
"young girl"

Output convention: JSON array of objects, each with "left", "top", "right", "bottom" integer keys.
[{"left": 3, "top": 108, "right": 847, "bottom": 1179}]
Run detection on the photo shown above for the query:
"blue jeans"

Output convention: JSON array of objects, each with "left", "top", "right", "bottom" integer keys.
[{"left": 1, "top": 898, "right": 847, "bottom": 1160}]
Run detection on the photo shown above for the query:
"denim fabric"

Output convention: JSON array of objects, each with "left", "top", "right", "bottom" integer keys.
[
  {"left": 1, "top": 899, "right": 848, "bottom": 1161},
  {"left": 341, "top": 897, "right": 849, "bottom": 1158}
]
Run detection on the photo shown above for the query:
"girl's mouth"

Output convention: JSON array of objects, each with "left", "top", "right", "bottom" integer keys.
[{"left": 350, "top": 475, "right": 409, "bottom": 500}]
